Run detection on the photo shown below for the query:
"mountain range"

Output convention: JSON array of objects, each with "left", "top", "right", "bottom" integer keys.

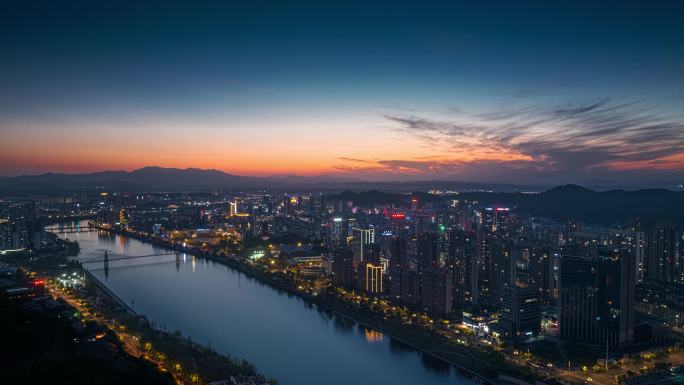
[
  {"left": 327, "top": 185, "right": 684, "bottom": 228},
  {"left": 0, "top": 166, "right": 681, "bottom": 197},
  {"left": 0, "top": 167, "right": 682, "bottom": 227},
  {"left": 0, "top": 166, "right": 549, "bottom": 195}
]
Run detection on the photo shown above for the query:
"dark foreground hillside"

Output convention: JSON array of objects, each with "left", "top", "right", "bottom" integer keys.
[{"left": 0, "top": 302, "right": 174, "bottom": 385}]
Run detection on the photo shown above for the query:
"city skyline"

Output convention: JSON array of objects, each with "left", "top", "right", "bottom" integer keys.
[
  {"left": 2, "top": 1, "right": 684, "bottom": 184},
  {"left": 3, "top": 2, "right": 684, "bottom": 385}
]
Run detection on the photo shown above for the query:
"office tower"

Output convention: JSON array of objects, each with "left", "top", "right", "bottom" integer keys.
[
  {"left": 488, "top": 237, "right": 504, "bottom": 303},
  {"left": 364, "top": 263, "right": 383, "bottom": 295},
  {"left": 499, "top": 285, "right": 541, "bottom": 338},
  {"left": 420, "top": 268, "right": 453, "bottom": 318},
  {"left": 680, "top": 232, "right": 684, "bottom": 283},
  {"left": 559, "top": 247, "right": 635, "bottom": 347},
  {"left": 417, "top": 232, "right": 439, "bottom": 269},
  {"left": 229, "top": 201, "right": 238, "bottom": 216},
  {"left": 332, "top": 248, "right": 354, "bottom": 290},
  {"left": 528, "top": 245, "right": 555, "bottom": 304},
  {"left": 634, "top": 231, "right": 647, "bottom": 283},
  {"left": 559, "top": 254, "right": 600, "bottom": 344},
  {"left": 477, "top": 230, "right": 492, "bottom": 299},
  {"left": 330, "top": 217, "right": 347, "bottom": 247},
  {"left": 448, "top": 229, "right": 478, "bottom": 306},
  {"left": 597, "top": 248, "right": 635, "bottom": 346},
  {"left": 648, "top": 222, "right": 678, "bottom": 283},
  {"left": 389, "top": 237, "right": 408, "bottom": 270},
  {"left": 0, "top": 219, "right": 13, "bottom": 250},
  {"left": 352, "top": 227, "right": 375, "bottom": 263}
]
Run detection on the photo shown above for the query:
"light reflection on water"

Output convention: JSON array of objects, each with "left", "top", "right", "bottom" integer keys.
[{"left": 58, "top": 221, "right": 476, "bottom": 385}]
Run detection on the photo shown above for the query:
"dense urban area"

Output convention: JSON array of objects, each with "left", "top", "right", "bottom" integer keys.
[{"left": 2, "top": 187, "right": 684, "bottom": 385}]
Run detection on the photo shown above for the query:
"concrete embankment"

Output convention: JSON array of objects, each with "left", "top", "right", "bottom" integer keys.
[{"left": 83, "top": 269, "right": 137, "bottom": 316}]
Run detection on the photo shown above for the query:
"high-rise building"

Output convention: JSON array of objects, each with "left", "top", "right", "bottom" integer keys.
[
  {"left": 0, "top": 219, "right": 13, "bottom": 250},
  {"left": 330, "top": 217, "right": 347, "bottom": 247},
  {"left": 634, "top": 231, "right": 647, "bottom": 283},
  {"left": 417, "top": 232, "right": 439, "bottom": 269},
  {"left": 559, "top": 254, "right": 600, "bottom": 344},
  {"left": 390, "top": 268, "right": 420, "bottom": 308},
  {"left": 559, "top": 247, "right": 635, "bottom": 347},
  {"left": 229, "top": 201, "right": 238, "bottom": 216},
  {"left": 389, "top": 237, "right": 408, "bottom": 270},
  {"left": 597, "top": 248, "right": 635, "bottom": 346},
  {"left": 647, "top": 223, "right": 678, "bottom": 283},
  {"left": 332, "top": 248, "right": 354, "bottom": 290},
  {"left": 499, "top": 285, "right": 542, "bottom": 338},
  {"left": 488, "top": 236, "right": 512, "bottom": 305},
  {"left": 364, "top": 243, "right": 382, "bottom": 265},
  {"left": 680, "top": 232, "right": 684, "bottom": 283},
  {"left": 352, "top": 227, "right": 375, "bottom": 263},
  {"left": 448, "top": 229, "right": 478, "bottom": 306},
  {"left": 364, "top": 263, "right": 383, "bottom": 295},
  {"left": 420, "top": 268, "right": 453, "bottom": 318},
  {"left": 528, "top": 245, "right": 556, "bottom": 304}
]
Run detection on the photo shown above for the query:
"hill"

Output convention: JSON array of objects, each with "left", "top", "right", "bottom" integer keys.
[{"left": 459, "top": 185, "right": 684, "bottom": 228}]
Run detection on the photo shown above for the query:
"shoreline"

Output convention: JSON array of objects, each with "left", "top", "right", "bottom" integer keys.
[
  {"left": 84, "top": 223, "right": 499, "bottom": 385},
  {"left": 70, "top": 257, "right": 270, "bottom": 383}
]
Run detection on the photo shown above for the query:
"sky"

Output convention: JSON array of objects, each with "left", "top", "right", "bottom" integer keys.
[{"left": 1, "top": 0, "right": 683, "bottom": 184}]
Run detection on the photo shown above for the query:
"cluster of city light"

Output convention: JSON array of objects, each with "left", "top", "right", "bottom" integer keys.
[
  {"left": 249, "top": 250, "right": 266, "bottom": 261},
  {"left": 56, "top": 272, "right": 84, "bottom": 287}
]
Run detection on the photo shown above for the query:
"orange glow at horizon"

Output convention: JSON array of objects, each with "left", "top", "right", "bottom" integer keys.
[
  {"left": 2, "top": 114, "right": 683, "bottom": 177},
  {"left": 0, "top": 115, "right": 534, "bottom": 176}
]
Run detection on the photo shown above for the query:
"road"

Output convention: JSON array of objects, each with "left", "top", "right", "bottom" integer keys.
[{"left": 45, "top": 281, "right": 181, "bottom": 384}]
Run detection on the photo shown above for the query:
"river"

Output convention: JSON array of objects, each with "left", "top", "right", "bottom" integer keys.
[{"left": 54, "top": 221, "right": 476, "bottom": 385}]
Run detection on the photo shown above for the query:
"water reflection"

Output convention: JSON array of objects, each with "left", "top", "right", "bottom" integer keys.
[
  {"left": 55, "top": 222, "right": 476, "bottom": 385},
  {"left": 364, "top": 328, "right": 385, "bottom": 343}
]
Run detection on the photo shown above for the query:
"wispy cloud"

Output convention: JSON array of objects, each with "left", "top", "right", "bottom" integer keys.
[{"left": 336, "top": 99, "right": 684, "bottom": 183}]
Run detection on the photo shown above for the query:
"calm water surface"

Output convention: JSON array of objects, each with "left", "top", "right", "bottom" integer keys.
[{"left": 56, "top": 222, "right": 475, "bottom": 385}]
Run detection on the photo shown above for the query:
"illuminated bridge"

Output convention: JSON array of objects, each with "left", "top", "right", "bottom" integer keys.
[
  {"left": 44, "top": 225, "right": 100, "bottom": 234},
  {"left": 81, "top": 250, "right": 182, "bottom": 278},
  {"left": 80, "top": 251, "right": 180, "bottom": 264}
]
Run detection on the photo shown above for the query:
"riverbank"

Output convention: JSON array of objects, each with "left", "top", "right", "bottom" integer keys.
[
  {"left": 89, "top": 223, "right": 534, "bottom": 384},
  {"left": 1, "top": 288, "right": 175, "bottom": 385},
  {"left": 65, "top": 267, "right": 274, "bottom": 385}
]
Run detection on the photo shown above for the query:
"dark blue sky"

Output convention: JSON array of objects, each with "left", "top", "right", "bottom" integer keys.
[{"left": 1, "top": 0, "right": 683, "bottom": 183}]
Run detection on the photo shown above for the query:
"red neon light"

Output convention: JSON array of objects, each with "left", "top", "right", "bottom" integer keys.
[{"left": 33, "top": 279, "right": 45, "bottom": 286}]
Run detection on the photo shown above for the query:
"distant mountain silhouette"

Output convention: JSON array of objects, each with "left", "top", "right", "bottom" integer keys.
[
  {"left": 0, "top": 167, "right": 549, "bottom": 195},
  {"left": 1, "top": 168, "right": 682, "bottom": 227},
  {"left": 458, "top": 184, "right": 684, "bottom": 227},
  {"left": 0, "top": 167, "right": 269, "bottom": 194},
  {"left": 325, "top": 185, "right": 684, "bottom": 228}
]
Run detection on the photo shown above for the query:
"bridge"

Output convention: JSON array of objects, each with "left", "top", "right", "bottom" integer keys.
[
  {"left": 82, "top": 250, "right": 183, "bottom": 278},
  {"left": 45, "top": 225, "right": 100, "bottom": 234},
  {"left": 81, "top": 251, "right": 180, "bottom": 264}
]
